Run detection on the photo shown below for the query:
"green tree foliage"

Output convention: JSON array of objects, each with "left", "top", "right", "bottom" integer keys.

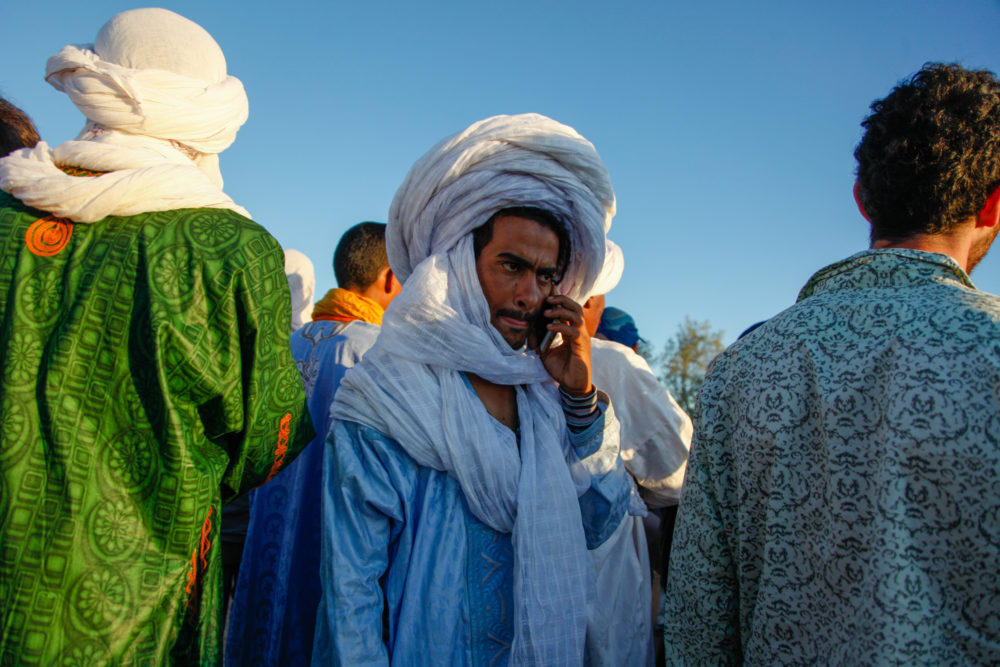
[{"left": 657, "top": 317, "right": 725, "bottom": 417}]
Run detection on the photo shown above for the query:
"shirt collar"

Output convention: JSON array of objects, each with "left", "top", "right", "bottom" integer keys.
[{"left": 797, "top": 249, "right": 976, "bottom": 302}]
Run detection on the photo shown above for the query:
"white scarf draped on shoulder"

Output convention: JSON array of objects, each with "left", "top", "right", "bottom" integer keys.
[{"left": 0, "top": 8, "right": 250, "bottom": 222}]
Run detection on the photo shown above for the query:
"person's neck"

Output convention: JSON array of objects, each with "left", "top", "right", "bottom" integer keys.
[
  {"left": 465, "top": 373, "right": 518, "bottom": 434},
  {"left": 357, "top": 284, "right": 389, "bottom": 311},
  {"left": 871, "top": 229, "right": 972, "bottom": 273}
]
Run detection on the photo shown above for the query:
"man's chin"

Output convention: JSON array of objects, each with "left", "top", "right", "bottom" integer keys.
[
  {"left": 502, "top": 333, "right": 529, "bottom": 349},
  {"left": 495, "top": 326, "right": 528, "bottom": 349}
]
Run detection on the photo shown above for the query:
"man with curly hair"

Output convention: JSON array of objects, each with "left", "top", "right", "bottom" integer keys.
[{"left": 664, "top": 63, "right": 1000, "bottom": 664}]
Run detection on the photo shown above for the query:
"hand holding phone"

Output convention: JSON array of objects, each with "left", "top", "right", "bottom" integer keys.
[{"left": 534, "top": 289, "right": 593, "bottom": 395}]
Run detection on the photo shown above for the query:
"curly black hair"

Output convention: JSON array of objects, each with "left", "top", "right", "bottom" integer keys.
[{"left": 854, "top": 63, "right": 1000, "bottom": 243}]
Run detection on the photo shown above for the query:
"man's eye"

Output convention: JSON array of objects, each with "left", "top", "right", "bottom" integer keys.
[
  {"left": 538, "top": 273, "right": 553, "bottom": 284},
  {"left": 501, "top": 261, "right": 520, "bottom": 273}
]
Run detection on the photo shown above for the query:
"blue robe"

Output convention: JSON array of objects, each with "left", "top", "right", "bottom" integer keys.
[
  {"left": 226, "top": 320, "right": 380, "bottom": 665},
  {"left": 314, "top": 389, "right": 634, "bottom": 665}
]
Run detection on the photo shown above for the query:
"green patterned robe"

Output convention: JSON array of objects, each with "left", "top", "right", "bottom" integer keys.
[{"left": 0, "top": 191, "right": 313, "bottom": 665}]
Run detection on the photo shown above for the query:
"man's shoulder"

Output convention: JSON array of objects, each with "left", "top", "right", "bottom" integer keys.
[
  {"left": 331, "top": 416, "right": 426, "bottom": 476},
  {"left": 294, "top": 320, "right": 380, "bottom": 353},
  {"left": 134, "top": 206, "right": 274, "bottom": 247},
  {"left": 719, "top": 274, "right": 1000, "bottom": 378}
]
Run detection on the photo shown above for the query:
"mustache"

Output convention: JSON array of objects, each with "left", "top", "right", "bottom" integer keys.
[{"left": 496, "top": 308, "right": 539, "bottom": 323}]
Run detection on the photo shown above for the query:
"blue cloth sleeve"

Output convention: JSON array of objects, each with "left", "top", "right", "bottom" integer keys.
[
  {"left": 567, "top": 396, "right": 632, "bottom": 549},
  {"left": 312, "top": 420, "right": 404, "bottom": 667}
]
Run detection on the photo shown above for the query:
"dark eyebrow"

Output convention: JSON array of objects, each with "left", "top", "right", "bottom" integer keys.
[
  {"left": 497, "top": 252, "right": 529, "bottom": 265},
  {"left": 496, "top": 252, "right": 557, "bottom": 274}
]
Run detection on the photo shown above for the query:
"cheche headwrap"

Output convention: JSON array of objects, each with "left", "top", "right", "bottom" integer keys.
[
  {"left": 0, "top": 8, "right": 250, "bottom": 222},
  {"left": 388, "top": 113, "right": 615, "bottom": 301},
  {"left": 587, "top": 238, "right": 625, "bottom": 299}
]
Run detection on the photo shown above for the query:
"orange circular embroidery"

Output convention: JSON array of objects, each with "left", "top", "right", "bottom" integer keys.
[{"left": 25, "top": 216, "right": 73, "bottom": 257}]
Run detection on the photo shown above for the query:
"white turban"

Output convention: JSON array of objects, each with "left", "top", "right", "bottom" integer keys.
[
  {"left": 0, "top": 8, "right": 250, "bottom": 222},
  {"left": 47, "top": 8, "right": 248, "bottom": 156},
  {"left": 388, "top": 113, "right": 615, "bottom": 301},
  {"left": 587, "top": 238, "right": 625, "bottom": 298},
  {"left": 284, "top": 249, "right": 316, "bottom": 332}
]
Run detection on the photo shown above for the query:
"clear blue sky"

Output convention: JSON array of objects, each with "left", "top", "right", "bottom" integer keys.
[{"left": 4, "top": 1, "right": 999, "bottom": 350}]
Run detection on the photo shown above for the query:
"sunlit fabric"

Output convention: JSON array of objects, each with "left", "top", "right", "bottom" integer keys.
[
  {"left": 227, "top": 319, "right": 379, "bottom": 666},
  {"left": 0, "top": 8, "right": 249, "bottom": 222},
  {"left": 284, "top": 248, "right": 316, "bottom": 331},
  {"left": 0, "top": 191, "right": 312, "bottom": 664},
  {"left": 591, "top": 338, "right": 690, "bottom": 509},
  {"left": 315, "top": 390, "right": 634, "bottom": 665},
  {"left": 665, "top": 249, "right": 1000, "bottom": 665}
]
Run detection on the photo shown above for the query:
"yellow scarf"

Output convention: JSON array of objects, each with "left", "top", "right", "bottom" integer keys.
[{"left": 311, "top": 288, "right": 384, "bottom": 325}]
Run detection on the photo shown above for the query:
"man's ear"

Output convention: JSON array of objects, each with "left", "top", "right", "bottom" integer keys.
[
  {"left": 975, "top": 185, "right": 1000, "bottom": 228},
  {"left": 383, "top": 268, "right": 397, "bottom": 293},
  {"left": 853, "top": 181, "right": 871, "bottom": 222}
]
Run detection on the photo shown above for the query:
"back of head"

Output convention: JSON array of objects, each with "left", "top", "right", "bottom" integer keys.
[
  {"left": 334, "top": 222, "right": 389, "bottom": 290},
  {"left": 854, "top": 63, "right": 1000, "bottom": 243},
  {"left": 45, "top": 7, "right": 248, "bottom": 157},
  {"left": 597, "top": 306, "right": 643, "bottom": 349},
  {"left": 0, "top": 98, "right": 40, "bottom": 156},
  {"left": 95, "top": 8, "right": 227, "bottom": 83}
]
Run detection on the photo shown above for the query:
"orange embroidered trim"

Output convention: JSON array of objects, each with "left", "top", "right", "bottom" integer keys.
[
  {"left": 25, "top": 216, "right": 73, "bottom": 257},
  {"left": 59, "top": 165, "right": 103, "bottom": 177},
  {"left": 184, "top": 506, "right": 214, "bottom": 608},
  {"left": 199, "top": 506, "right": 213, "bottom": 573},
  {"left": 265, "top": 413, "right": 293, "bottom": 482},
  {"left": 184, "top": 550, "right": 197, "bottom": 597}
]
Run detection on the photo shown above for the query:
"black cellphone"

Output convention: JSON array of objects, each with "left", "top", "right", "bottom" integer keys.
[{"left": 533, "top": 287, "right": 558, "bottom": 353}]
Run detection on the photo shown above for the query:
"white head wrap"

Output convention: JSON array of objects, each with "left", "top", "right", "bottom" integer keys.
[
  {"left": 333, "top": 114, "right": 617, "bottom": 665},
  {"left": 0, "top": 8, "right": 250, "bottom": 222},
  {"left": 586, "top": 238, "right": 625, "bottom": 299},
  {"left": 284, "top": 249, "right": 316, "bottom": 332},
  {"left": 387, "top": 112, "right": 615, "bottom": 301}
]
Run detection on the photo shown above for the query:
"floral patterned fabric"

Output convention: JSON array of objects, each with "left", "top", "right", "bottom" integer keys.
[
  {"left": 664, "top": 249, "right": 1000, "bottom": 665},
  {"left": 0, "top": 191, "right": 313, "bottom": 665}
]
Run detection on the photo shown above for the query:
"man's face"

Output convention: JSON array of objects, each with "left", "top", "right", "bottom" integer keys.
[{"left": 475, "top": 215, "right": 561, "bottom": 349}]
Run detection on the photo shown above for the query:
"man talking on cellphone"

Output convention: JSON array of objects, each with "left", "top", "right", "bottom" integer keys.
[{"left": 313, "top": 114, "right": 652, "bottom": 666}]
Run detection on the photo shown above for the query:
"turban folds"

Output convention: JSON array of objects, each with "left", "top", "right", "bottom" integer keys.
[
  {"left": 46, "top": 8, "right": 248, "bottom": 155},
  {"left": 388, "top": 113, "right": 616, "bottom": 301},
  {"left": 0, "top": 8, "right": 250, "bottom": 222},
  {"left": 588, "top": 238, "right": 625, "bottom": 299}
]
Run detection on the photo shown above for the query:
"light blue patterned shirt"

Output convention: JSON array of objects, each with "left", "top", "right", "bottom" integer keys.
[{"left": 665, "top": 249, "right": 1000, "bottom": 665}]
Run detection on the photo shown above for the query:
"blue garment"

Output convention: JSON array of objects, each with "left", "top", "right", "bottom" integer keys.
[
  {"left": 226, "top": 320, "right": 380, "bottom": 666},
  {"left": 665, "top": 250, "right": 1000, "bottom": 665},
  {"left": 314, "top": 394, "right": 632, "bottom": 666}
]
